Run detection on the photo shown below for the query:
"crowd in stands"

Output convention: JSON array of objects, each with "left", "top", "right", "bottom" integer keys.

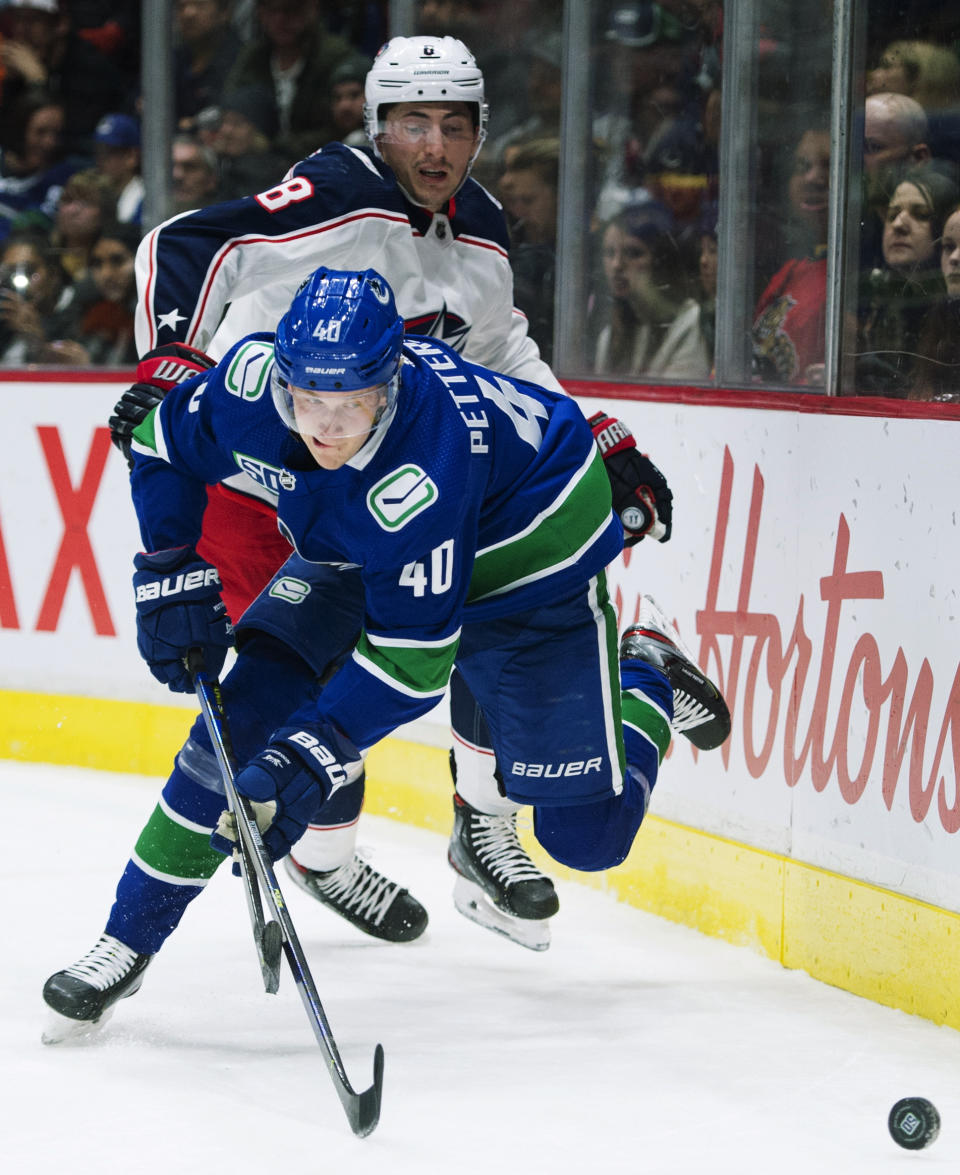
[{"left": 0, "top": 0, "right": 959, "bottom": 402}]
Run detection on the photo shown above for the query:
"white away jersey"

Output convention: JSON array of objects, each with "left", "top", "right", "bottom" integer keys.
[{"left": 135, "top": 141, "right": 562, "bottom": 393}]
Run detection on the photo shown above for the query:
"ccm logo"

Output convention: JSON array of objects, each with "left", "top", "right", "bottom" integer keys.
[
  {"left": 511, "top": 758, "right": 603, "bottom": 778},
  {"left": 135, "top": 567, "right": 221, "bottom": 601}
]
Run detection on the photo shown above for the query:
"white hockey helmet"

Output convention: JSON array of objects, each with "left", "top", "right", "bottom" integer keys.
[{"left": 364, "top": 35, "right": 489, "bottom": 163}]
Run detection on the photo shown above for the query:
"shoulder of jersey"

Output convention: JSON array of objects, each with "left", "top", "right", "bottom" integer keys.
[
  {"left": 214, "top": 333, "right": 277, "bottom": 405},
  {"left": 294, "top": 142, "right": 401, "bottom": 209},
  {"left": 452, "top": 177, "right": 511, "bottom": 250}
]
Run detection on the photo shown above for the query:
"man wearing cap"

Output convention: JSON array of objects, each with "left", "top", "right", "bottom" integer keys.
[{"left": 93, "top": 113, "right": 143, "bottom": 226}]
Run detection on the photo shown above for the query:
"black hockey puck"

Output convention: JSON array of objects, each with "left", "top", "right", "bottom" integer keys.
[{"left": 888, "top": 1097, "right": 940, "bottom": 1150}]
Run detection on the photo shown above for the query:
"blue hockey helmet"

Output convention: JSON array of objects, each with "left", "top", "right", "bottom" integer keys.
[{"left": 272, "top": 267, "right": 404, "bottom": 437}]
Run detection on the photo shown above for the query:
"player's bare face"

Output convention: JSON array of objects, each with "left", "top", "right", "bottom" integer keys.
[
  {"left": 379, "top": 103, "right": 478, "bottom": 211},
  {"left": 292, "top": 385, "right": 386, "bottom": 469}
]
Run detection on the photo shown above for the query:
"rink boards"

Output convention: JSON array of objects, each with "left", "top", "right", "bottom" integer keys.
[{"left": 0, "top": 373, "right": 957, "bottom": 1028}]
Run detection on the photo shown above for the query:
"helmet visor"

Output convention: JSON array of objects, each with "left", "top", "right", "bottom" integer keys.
[{"left": 273, "top": 371, "right": 397, "bottom": 440}]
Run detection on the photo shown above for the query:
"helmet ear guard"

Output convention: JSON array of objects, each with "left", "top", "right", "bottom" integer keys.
[
  {"left": 364, "top": 35, "right": 488, "bottom": 166},
  {"left": 271, "top": 267, "right": 404, "bottom": 438}
]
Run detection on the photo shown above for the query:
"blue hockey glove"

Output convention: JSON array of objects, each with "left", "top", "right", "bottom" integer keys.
[
  {"left": 218, "top": 723, "right": 363, "bottom": 861},
  {"left": 589, "top": 411, "right": 673, "bottom": 545},
  {"left": 133, "top": 547, "right": 233, "bottom": 692}
]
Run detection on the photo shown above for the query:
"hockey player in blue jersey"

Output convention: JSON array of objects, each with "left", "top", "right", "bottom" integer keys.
[
  {"left": 78, "top": 34, "right": 678, "bottom": 968},
  {"left": 41, "top": 268, "right": 729, "bottom": 1038}
]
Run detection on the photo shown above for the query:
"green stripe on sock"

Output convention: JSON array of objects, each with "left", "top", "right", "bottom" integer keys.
[
  {"left": 621, "top": 691, "right": 672, "bottom": 761},
  {"left": 135, "top": 804, "right": 224, "bottom": 883}
]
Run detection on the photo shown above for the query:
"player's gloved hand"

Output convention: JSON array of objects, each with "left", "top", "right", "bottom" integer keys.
[
  {"left": 589, "top": 411, "right": 673, "bottom": 545},
  {"left": 109, "top": 343, "right": 215, "bottom": 467},
  {"left": 133, "top": 547, "right": 233, "bottom": 692},
  {"left": 217, "top": 723, "right": 362, "bottom": 861}
]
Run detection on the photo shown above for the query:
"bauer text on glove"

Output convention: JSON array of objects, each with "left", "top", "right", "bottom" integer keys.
[
  {"left": 220, "top": 724, "right": 363, "bottom": 861},
  {"left": 133, "top": 547, "right": 233, "bottom": 692}
]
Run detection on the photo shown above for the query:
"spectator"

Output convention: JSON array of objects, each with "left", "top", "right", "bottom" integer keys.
[
  {"left": 752, "top": 124, "right": 830, "bottom": 386},
  {"left": 222, "top": 0, "right": 356, "bottom": 161},
  {"left": 912, "top": 202, "right": 960, "bottom": 402},
  {"left": 861, "top": 92, "right": 933, "bottom": 269},
  {"left": 0, "top": 89, "right": 81, "bottom": 242},
  {"left": 174, "top": 0, "right": 245, "bottom": 129},
  {"left": 414, "top": 0, "right": 537, "bottom": 144},
  {"left": 867, "top": 39, "right": 960, "bottom": 114},
  {"left": 171, "top": 135, "right": 220, "bottom": 213},
  {"left": 0, "top": 227, "right": 83, "bottom": 364},
  {"left": 211, "top": 86, "right": 289, "bottom": 199},
  {"left": 69, "top": 220, "right": 141, "bottom": 366},
  {"left": 498, "top": 137, "right": 559, "bottom": 363},
  {"left": 855, "top": 168, "right": 958, "bottom": 397},
  {"left": 92, "top": 113, "right": 143, "bottom": 226},
  {"left": 0, "top": 0, "right": 65, "bottom": 121},
  {"left": 485, "top": 31, "right": 562, "bottom": 176},
  {"left": 50, "top": 167, "right": 114, "bottom": 286},
  {"left": 593, "top": 201, "right": 709, "bottom": 380},
  {"left": 592, "top": 1, "right": 703, "bottom": 224},
  {"left": 328, "top": 53, "right": 371, "bottom": 147},
  {"left": 696, "top": 199, "right": 718, "bottom": 370},
  {"left": 0, "top": 1, "right": 140, "bottom": 157}
]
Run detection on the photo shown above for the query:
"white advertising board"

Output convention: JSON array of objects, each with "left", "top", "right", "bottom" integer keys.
[
  {"left": 0, "top": 379, "right": 191, "bottom": 708},
  {"left": 0, "top": 379, "right": 957, "bottom": 911},
  {"left": 580, "top": 394, "right": 960, "bottom": 914}
]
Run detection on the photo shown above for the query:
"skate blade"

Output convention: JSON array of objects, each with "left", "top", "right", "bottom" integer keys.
[
  {"left": 452, "top": 876, "right": 551, "bottom": 952},
  {"left": 41, "top": 1004, "right": 115, "bottom": 1045}
]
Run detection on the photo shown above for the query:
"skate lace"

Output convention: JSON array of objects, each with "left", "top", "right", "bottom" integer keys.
[
  {"left": 63, "top": 934, "right": 140, "bottom": 991},
  {"left": 469, "top": 812, "right": 547, "bottom": 884},
  {"left": 318, "top": 856, "right": 399, "bottom": 925},
  {"left": 672, "top": 689, "right": 713, "bottom": 731}
]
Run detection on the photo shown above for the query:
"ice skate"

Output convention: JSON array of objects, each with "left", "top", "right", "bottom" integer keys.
[
  {"left": 448, "top": 794, "right": 559, "bottom": 952},
  {"left": 42, "top": 934, "right": 152, "bottom": 1044},
  {"left": 284, "top": 852, "right": 428, "bottom": 942},
  {"left": 620, "top": 596, "right": 731, "bottom": 750}
]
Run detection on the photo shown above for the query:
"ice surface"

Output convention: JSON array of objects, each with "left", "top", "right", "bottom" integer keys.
[{"left": 5, "top": 761, "right": 958, "bottom": 1173}]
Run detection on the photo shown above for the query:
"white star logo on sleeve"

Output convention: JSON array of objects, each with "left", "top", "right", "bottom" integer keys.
[{"left": 156, "top": 307, "right": 187, "bottom": 332}]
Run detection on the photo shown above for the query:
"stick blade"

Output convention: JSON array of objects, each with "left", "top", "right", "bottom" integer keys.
[
  {"left": 342, "top": 1042, "right": 384, "bottom": 1138},
  {"left": 259, "top": 920, "right": 283, "bottom": 994}
]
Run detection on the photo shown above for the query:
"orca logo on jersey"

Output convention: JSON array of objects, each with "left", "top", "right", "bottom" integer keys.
[{"left": 368, "top": 464, "right": 438, "bottom": 530}]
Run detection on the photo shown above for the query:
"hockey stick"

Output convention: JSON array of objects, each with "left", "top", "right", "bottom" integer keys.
[
  {"left": 187, "top": 649, "right": 282, "bottom": 994},
  {"left": 186, "top": 649, "right": 385, "bottom": 1139}
]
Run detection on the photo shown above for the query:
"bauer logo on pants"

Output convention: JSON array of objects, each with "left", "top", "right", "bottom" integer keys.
[{"left": 367, "top": 464, "right": 438, "bottom": 530}]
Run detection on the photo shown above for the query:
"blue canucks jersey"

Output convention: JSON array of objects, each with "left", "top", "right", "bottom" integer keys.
[{"left": 130, "top": 336, "right": 621, "bottom": 750}]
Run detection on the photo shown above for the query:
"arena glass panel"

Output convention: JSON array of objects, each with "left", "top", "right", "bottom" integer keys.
[{"left": 837, "top": 3, "right": 960, "bottom": 403}]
